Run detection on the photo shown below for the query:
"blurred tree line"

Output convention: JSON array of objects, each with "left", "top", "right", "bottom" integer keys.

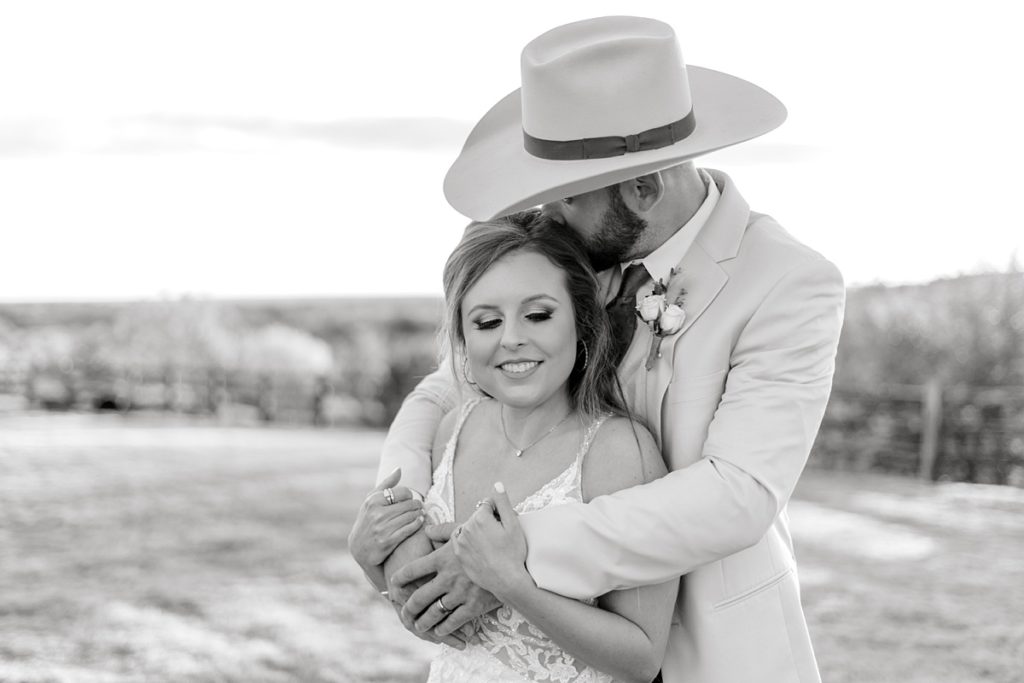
[
  {"left": 0, "top": 297, "right": 443, "bottom": 427},
  {"left": 0, "top": 269, "right": 1021, "bottom": 473},
  {"left": 836, "top": 269, "right": 1024, "bottom": 389},
  {"left": 821, "top": 267, "right": 1024, "bottom": 484}
]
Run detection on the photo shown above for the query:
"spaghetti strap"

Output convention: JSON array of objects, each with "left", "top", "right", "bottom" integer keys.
[
  {"left": 576, "top": 413, "right": 611, "bottom": 464},
  {"left": 572, "top": 413, "right": 611, "bottom": 493},
  {"left": 431, "top": 397, "right": 485, "bottom": 522},
  {"left": 440, "top": 397, "right": 484, "bottom": 471}
]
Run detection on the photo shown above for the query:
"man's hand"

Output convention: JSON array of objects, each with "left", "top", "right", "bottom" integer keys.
[
  {"left": 384, "top": 528, "right": 469, "bottom": 650},
  {"left": 389, "top": 597, "right": 470, "bottom": 649},
  {"left": 392, "top": 524, "right": 501, "bottom": 637}
]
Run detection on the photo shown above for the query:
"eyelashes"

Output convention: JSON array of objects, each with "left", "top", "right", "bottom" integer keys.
[{"left": 471, "top": 309, "right": 554, "bottom": 330}]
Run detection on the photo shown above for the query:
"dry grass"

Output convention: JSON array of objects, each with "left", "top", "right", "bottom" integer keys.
[
  {"left": 0, "top": 413, "right": 1021, "bottom": 682},
  {"left": 791, "top": 471, "right": 1024, "bottom": 682},
  {"left": 0, "top": 413, "right": 434, "bottom": 683}
]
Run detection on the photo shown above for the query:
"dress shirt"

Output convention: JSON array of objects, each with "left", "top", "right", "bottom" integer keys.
[{"left": 615, "top": 169, "right": 720, "bottom": 414}]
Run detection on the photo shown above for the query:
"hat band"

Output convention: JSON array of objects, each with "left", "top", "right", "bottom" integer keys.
[{"left": 523, "top": 110, "right": 696, "bottom": 161}]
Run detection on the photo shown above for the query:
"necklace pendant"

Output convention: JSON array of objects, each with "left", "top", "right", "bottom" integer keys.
[{"left": 515, "top": 449, "right": 524, "bottom": 458}]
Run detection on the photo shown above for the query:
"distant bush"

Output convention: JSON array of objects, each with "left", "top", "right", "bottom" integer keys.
[
  {"left": 101, "top": 298, "right": 243, "bottom": 371},
  {"left": 837, "top": 270, "right": 1024, "bottom": 389},
  {"left": 239, "top": 324, "right": 334, "bottom": 375}
]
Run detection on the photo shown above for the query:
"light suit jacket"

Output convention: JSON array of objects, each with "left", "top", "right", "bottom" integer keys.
[{"left": 378, "top": 170, "right": 845, "bottom": 683}]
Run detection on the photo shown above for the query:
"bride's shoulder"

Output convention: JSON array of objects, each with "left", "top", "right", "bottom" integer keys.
[
  {"left": 431, "top": 397, "right": 490, "bottom": 468},
  {"left": 445, "top": 396, "right": 492, "bottom": 432},
  {"left": 581, "top": 416, "right": 667, "bottom": 501}
]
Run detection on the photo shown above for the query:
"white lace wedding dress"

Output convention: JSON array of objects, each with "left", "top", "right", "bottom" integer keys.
[{"left": 423, "top": 397, "right": 615, "bottom": 683}]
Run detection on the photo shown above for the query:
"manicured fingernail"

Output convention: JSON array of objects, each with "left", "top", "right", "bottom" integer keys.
[{"left": 494, "top": 482, "right": 505, "bottom": 493}]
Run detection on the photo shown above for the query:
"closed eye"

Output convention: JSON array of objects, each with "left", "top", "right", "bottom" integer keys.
[
  {"left": 473, "top": 318, "right": 501, "bottom": 330},
  {"left": 526, "top": 311, "right": 552, "bottom": 322}
]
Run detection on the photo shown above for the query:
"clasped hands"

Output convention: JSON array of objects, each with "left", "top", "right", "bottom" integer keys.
[{"left": 352, "top": 475, "right": 530, "bottom": 649}]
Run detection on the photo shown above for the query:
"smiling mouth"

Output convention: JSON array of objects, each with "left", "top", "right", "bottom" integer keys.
[{"left": 499, "top": 361, "right": 540, "bottom": 375}]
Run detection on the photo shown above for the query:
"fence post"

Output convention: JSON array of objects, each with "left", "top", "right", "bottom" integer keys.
[{"left": 918, "top": 379, "right": 943, "bottom": 481}]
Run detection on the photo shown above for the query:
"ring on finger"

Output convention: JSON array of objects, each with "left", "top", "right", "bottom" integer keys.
[
  {"left": 453, "top": 525, "right": 464, "bottom": 539},
  {"left": 383, "top": 488, "right": 396, "bottom": 505},
  {"left": 475, "top": 498, "right": 495, "bottom": 513},
  {"left": 437, "top": 596, "right": 453, "bottom": 615}
]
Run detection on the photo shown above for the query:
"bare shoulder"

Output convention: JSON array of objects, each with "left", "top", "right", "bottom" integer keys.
[
  {"left": 581, "top": 415, "right": 667, "bottom": 502},
  {"left": 431, "top": 406, "right": 461, "bottom": 471}
]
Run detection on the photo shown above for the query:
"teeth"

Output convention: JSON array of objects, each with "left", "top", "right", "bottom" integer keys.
[{"left": 501, "top": 361, "right": 539, "bottom": 374}]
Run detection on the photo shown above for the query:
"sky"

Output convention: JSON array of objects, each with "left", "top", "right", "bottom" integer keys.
[{"left": 0, "top": 0, "right": 1021, "bottom": 301}]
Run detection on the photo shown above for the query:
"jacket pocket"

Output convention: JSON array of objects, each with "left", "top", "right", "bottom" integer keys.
[{"left": 712, "top": 568, "right": 793, "bottom": 612}]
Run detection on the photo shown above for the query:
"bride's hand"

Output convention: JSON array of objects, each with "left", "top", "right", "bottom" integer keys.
[
  {"left": 347, "top": 468, "right": 425, "bottom": 568},
  {"left": 452, "top": 482, "right": 532, "bottom": 601}
]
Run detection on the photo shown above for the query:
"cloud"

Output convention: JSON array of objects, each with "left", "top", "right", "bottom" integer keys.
[
  {"left": 0, "top": 119, "right": 65, "bottom": 156},
  {"left": 0, "top": 116, "right": 824, "bottom": 166},
  {"left": 0, "top": 116, "right": 473, "bottom": 157}
]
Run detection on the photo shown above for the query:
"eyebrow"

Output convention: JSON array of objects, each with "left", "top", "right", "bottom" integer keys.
[{"left": 467, "top": 294, "right": 560, "bottom": 315}]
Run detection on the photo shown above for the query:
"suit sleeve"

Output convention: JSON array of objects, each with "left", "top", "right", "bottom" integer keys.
[
  {"left": 519, "top": 257, "right": 846, "bottom": 598},
  {"left": 376, "top": 361, "right": 459, "bottom": 495}
]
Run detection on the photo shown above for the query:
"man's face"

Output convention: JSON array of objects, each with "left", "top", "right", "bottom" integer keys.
[{"left": 542, "top": 185, "right": 648, "bottom": 271}]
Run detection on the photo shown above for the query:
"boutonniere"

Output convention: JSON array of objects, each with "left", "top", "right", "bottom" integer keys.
[{"left": 635, "top": 268, "right": 687, "bottom": 370}]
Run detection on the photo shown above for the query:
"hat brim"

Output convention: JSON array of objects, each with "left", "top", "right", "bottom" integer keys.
[{"left": 444, "top": 66, "right": 787, "bottom": 221}]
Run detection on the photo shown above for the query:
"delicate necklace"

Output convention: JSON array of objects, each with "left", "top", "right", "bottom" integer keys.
[{"left": 499, "top": 405, "right": 573, "bottom": 458}]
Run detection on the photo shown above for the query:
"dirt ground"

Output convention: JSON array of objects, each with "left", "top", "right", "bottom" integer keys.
[{"left": 1, "top": 413, "right": 1021, "bottom": 682}]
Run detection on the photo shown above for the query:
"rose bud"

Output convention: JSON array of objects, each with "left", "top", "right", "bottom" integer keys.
[
  {"left": 637, "top": 294, "right": 666, "bottom": 322},
  {"left": 659, "top": 304, "right": 686, "bottom": 334}
]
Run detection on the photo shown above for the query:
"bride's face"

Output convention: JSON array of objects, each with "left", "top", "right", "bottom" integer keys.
[{"left": 461, "top": 250, "right": 577, "bottom": 411}]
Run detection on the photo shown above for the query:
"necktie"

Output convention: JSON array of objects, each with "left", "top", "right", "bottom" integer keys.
[{"left": 607, "top": 264, "right": 650, "bottom": 365}]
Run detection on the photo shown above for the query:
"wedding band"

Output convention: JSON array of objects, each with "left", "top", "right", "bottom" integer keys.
[
  {"left": 453, "top": 526, "right": 464, "bottom": 539},
  {"left": 475, "top": 499, "right": 495, "bottom": 513},
  {"left": 437, "top": 596, "right": 453, "bottom": 614},
  {"left": 383, "top": 488, "right": 396, "bottom": 506}
]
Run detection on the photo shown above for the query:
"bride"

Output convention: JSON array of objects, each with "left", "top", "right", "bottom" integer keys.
[{"left": 350, "top": 210, "right": 676, "bottom": 682}]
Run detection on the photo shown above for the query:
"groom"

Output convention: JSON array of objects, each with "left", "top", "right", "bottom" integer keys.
[{"left": 374, "top": 16, "right": 843, "bottom": 683}]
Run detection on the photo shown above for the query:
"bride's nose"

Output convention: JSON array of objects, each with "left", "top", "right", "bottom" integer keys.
[{"left": 500, "top": 318, "right": 527, "bottom": 350}]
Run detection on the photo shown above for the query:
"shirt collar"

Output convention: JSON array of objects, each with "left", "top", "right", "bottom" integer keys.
[{"left": 621, "top": 168, "right": 720, "bottom": 286}]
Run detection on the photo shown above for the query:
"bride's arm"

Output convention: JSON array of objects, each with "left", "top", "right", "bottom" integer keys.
[
  {"left": 454, "top": 419, "right": 676, "bottom": 683},
  {"left": 499, "top": 573, "right": 676, "bottom": 683}
]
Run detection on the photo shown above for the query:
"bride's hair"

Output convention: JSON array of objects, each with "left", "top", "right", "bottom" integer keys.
[{"left": 441, "top": 209, "right": 626, "bottom": 419}]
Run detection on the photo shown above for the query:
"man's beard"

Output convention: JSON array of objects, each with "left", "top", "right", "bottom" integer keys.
[{"left": 583, "top": 188, "right": 648, "bottom": 271}]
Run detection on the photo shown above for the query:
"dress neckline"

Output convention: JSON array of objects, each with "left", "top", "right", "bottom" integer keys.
[{"left": 438, "top": 397, "right": 607, "bottom": 521}]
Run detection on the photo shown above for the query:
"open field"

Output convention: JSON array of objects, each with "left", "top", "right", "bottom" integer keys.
[{"left": 1, "top": 413, "right": 1022, "bottom": 682}]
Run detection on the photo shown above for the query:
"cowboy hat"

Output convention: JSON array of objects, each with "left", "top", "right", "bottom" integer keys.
[{"left": 443, "top": 16, "right": 787, "bottom": 221}]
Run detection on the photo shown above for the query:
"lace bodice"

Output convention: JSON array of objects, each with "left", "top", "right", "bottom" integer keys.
[{"left": 424, "top": 398, "right": 614, "bottom": 683}]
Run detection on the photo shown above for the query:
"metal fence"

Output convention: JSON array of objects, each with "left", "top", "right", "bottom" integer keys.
[
  {"left": 0, "top": 365, "right": 365, "bottom": 426},
  {"left": 812, "top": 382, "right": 1024, "bottom": 485},
  {"left": 3, "top": 365, "right": 1024, "bottom": 486}
]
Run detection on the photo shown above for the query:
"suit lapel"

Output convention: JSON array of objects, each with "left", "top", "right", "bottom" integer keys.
[
  {"left": 644, "top": 244, "right": 728, "bottom": 439},
  {"left": 643, "top": 170, "right": 750, "bottom": 436}
]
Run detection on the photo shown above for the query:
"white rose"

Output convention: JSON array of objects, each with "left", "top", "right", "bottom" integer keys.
[
  {"left": 637, "top": 294, "right": 665, "bottom": 322},
  {"left": 659, "top": 304, "right": 686, "bottom": 334}
]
